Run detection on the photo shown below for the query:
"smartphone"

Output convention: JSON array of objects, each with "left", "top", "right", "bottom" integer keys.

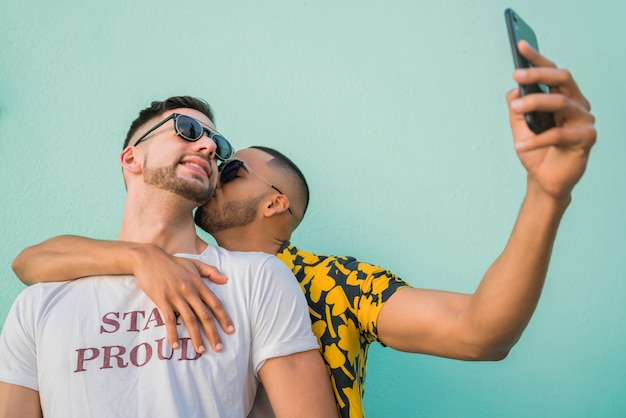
[{"left": 505, "top": 8, "right": 555, "bottom": 134}]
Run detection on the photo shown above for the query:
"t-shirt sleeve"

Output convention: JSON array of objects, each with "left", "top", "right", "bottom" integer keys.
[
  {"left": 249, "top": 256, "right": 318, "bottom": 375},
  {"left": 0, "top": 287, "right": 41, "bottom": 391},
  {"left": 350, "top": 260, "right": 410, "bottom": 342}
]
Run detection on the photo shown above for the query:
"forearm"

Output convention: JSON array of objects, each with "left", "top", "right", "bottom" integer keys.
[
  {"left": 464, "top": 50, "right": 595, "bottom": 356},
  {"left": 13, "top": 235, "right": 151, "bottom": 285},
  {"left": 464, "top": 180, "right": 570, "bottom": 355},
  {"left": 380, "top": 54, "right": 593, "bottom": 360}
]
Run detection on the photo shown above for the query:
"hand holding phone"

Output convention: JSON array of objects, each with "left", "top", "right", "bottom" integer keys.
[{"left": 505, "top": 8, "right": 556, "bottom": 134}]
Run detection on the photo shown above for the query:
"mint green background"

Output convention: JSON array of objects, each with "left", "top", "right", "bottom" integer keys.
[{"left": 1, "top": 1, "right": 624, "bottom": 416}]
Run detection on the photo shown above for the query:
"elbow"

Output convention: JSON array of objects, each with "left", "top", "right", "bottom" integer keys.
[
  {"left": 458, "top": 323, "right": 524, "bottom": 361},
  {"left": 12, "top": 247, "right": 36, "bottom": 285},
  {"left": 464, "top": 346, "right": 511, "bottom": 362},
  {"left": 461, "top": 338, "right": 516, "bottom": 361},
  {"left": 479, "top": 347, "right": 511, "bottom": 362}
]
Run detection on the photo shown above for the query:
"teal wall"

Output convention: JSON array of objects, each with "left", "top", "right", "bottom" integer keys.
[{"left": 1, "top": 1, "right": 624, "bottom": 416}]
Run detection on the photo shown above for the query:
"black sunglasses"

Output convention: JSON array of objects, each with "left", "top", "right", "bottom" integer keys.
[
  {"left": 219, "top": 159, "right": 293, "bottom": 215},
  {"left": 133, "top": 113, "right": 234, "bottom": 162}
]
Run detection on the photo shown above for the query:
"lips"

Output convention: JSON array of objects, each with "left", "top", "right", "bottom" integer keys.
[{"left": 179, "top": 156, "right": 211, "bottom": 178}]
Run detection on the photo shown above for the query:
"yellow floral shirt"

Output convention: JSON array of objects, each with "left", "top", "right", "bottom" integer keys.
[{"left": 277, "top": 242, "right": 410, "bottom": 418}]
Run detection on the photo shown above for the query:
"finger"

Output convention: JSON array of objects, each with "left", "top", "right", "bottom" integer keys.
[
  {"left": 513, "top": 67, "right": 571, "bottom": 90},
  {"left": 174, "top": 302, "right": 207, "bottom": 355},
  {"left": 181, "top": 289, "right": 227, "bottom": 352},
  {"left": 505, "top": 87, "right": 521, "bottom": 103},
  {"left": 195, "top": 261, "right": 228, "bottom": 284},
  {"left": 515, "top": 124, "right": 597, "bottom": 152},
  {"left": 197, "top": 286, "right": 235, "bottom": 335},
  {"left": 517, "top": 40, "right": 556, "bottom": 68},
  {"left": 513, "top": 43, "right": 590, "bottom": 111},
  {"left": 193, "top": 302, "right": 225, "bottom": 353},
  {"left": 160, "top": 305, "right": 181, "bottom": 350},
  {"left": 510, "top": 91, "right": 589, "bottom": 119},
  {"left": 179, "top": 285, "right": 229, "bottom": 352},
  {"left": 514, "top": 68, "right": 589, "bottom": 110},
  {"left": 506, "top": 88, "right": 531, "bottom": 132}
]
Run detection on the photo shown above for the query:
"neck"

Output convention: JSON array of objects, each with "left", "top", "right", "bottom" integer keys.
[
  {"left": 212, "top": 226, "right": 284, "bottom": 255},
  {"left": 119, "top": 187, "right": 202, "bottom": 255}
]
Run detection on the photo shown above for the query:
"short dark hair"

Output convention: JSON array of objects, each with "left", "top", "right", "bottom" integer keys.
[
  {"left": 249, "top": 146, "right": 310, "bottom": 219},
  {"left": 123, "top": 96, "right": 215, "bottom": 149}
]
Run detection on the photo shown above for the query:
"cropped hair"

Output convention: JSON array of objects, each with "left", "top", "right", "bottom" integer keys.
[
  {"left": 123, "top": 96, "right": 215, "bottom": 149},
  {"left": 249, "top": 145, "right": 310, "bottom": 219}
]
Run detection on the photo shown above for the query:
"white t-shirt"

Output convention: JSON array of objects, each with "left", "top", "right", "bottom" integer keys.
[{"left": 0, "top": 245, "right": 317, "bottom": 417}]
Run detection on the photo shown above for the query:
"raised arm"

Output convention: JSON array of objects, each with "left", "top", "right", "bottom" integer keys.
[
  {"left": 12, "top": 235, "right": 234, "bottom": 354},
  {"left": 259, "top": 350, "right": 338, "bottom": 417},
  {"left": 0, "top": 383, "right": 42, "bottom": 418},
  {"left": 377, "top": 41, "right": 596, "bottom": 360}
]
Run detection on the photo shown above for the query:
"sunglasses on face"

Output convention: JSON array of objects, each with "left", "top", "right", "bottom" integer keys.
[
  {"left": 219, "top": 159, "right": 293, "bottom": 215},
  {"left": 133, "top": 113, "right": 234, "bottom": 162}
]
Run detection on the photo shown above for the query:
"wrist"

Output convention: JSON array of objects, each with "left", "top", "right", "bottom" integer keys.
[
  {"left": 525, "top": 178, "right": 571, "bottom": 216},
  {"left": 125, "top": 242, "right": 162, "bottom": 274}
]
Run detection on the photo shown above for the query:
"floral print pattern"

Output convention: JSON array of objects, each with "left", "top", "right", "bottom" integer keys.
[{"left": 277, "top": 242, "right": 409, "bottom": 418}]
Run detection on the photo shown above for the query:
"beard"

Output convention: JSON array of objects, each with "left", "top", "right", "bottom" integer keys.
[
  {"left": 195, "top": 194, "right": 264, "bottom": 234},
  {"left": 143, "top": 156, "right": 214, "bottom": 204}
]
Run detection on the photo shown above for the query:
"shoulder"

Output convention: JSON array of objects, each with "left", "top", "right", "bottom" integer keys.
[
  {"left": 3, "top": 276, "right": 139, "bottom": 327},
  {"left": 281, "top": 242, "right": 380, "bottom": 274},
  {"left": 283, "top": 244, "right": 411, "bottom": 290},
  {"left": 192, "top": 245, "right": 294, "bottom": 282},
  {"left": 22, "top": 275, "right": 137, "bottom": 297},
  {"left": 194, "top": 244, "right": 278, "bottom": 267}
]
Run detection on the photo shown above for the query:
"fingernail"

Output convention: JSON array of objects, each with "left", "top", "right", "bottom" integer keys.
[
  {"left": 172, "top": 341, "right": 180, "bottom": 349},
  {"left": 215, "top": 343, "right": 223, "bottom": 352},
  {"left": 198, "top": 345, "right": 206, "bottom": 353},
  {"left": 515, "top": 141, "right": 526, "bottom": 150},
  {"left": 227, "top": 325, "right": 235, "bottom": 333},
  {"left": 515, "top": 69, "right": 528, "bottom": 78},
  {"left": 511, "top": 99, "right": 522, "bottom": 109}
]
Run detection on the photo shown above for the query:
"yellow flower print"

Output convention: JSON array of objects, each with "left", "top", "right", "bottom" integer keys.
[
  {"left": 342, "top": 380, "right": 363, "bottom": 418},
  {"left": 312, "top": 319, "right": 327, "bottom": 341},
  {"left": 307, "top": 268, "right": 336, "bottom": 303},
  {"left": 337, "top": 319, "right": 359, "bottom": 363},
  {"left": 326, "top": 286, "right": 351, "bottom": 316},
  {"left": 323, "top": 344, "right": 355, "bottom": 381}
]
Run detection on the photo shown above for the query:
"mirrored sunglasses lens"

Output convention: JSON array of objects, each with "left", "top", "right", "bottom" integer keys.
[
  {"left": 212, "top": 135, "right": 234, "bottom": 161},
  {"left": 176, "top": 115, "right": 203, "bottom": 141},
  {"left": 219, "top": 161, "right": 241, "bottom": 183}
]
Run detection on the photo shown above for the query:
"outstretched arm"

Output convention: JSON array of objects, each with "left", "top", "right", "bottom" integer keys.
[
  {"left": 377, "top": 41, "right": 596, "bottom": 360},
  {"left": 12, "top": 235, "right": 234, "bottom": 354}
]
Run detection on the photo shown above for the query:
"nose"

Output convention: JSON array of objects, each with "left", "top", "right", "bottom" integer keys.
[{"left": 191, "top": 132, "right": 218, "bottom": 161}]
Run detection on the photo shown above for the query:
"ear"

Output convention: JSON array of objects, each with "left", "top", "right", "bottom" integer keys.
[
  {"left": 263, "top": 193, "right": 291, "bottom": 217},
  {"left": 120, "top": 146, "right": 143, "bottom": 174}
]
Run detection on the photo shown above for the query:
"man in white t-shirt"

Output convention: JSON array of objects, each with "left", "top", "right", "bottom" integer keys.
[{"left": 0, "top": 96, "right": 337, "bottom": 418}]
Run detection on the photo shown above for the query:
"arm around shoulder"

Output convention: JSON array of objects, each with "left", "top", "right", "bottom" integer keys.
[{"left": 12, "top": 235, "right": 142, "bottom": 285}]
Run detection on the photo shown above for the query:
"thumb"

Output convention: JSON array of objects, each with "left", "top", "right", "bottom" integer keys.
[{"left": 194, "top": 260, "right": 228, "bottom": 284}]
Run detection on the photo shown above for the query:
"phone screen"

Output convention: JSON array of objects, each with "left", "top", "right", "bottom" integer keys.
[{"left": 505, "top": 8, "right": 555, "bottom": 133}]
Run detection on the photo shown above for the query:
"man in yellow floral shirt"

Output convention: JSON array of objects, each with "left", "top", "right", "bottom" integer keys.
[
  {"left": 14, "top": 45, "right": 596, "bottom": 417},
  {"left": 272, "top": 241, "right": 409, "bottom": 416}
]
